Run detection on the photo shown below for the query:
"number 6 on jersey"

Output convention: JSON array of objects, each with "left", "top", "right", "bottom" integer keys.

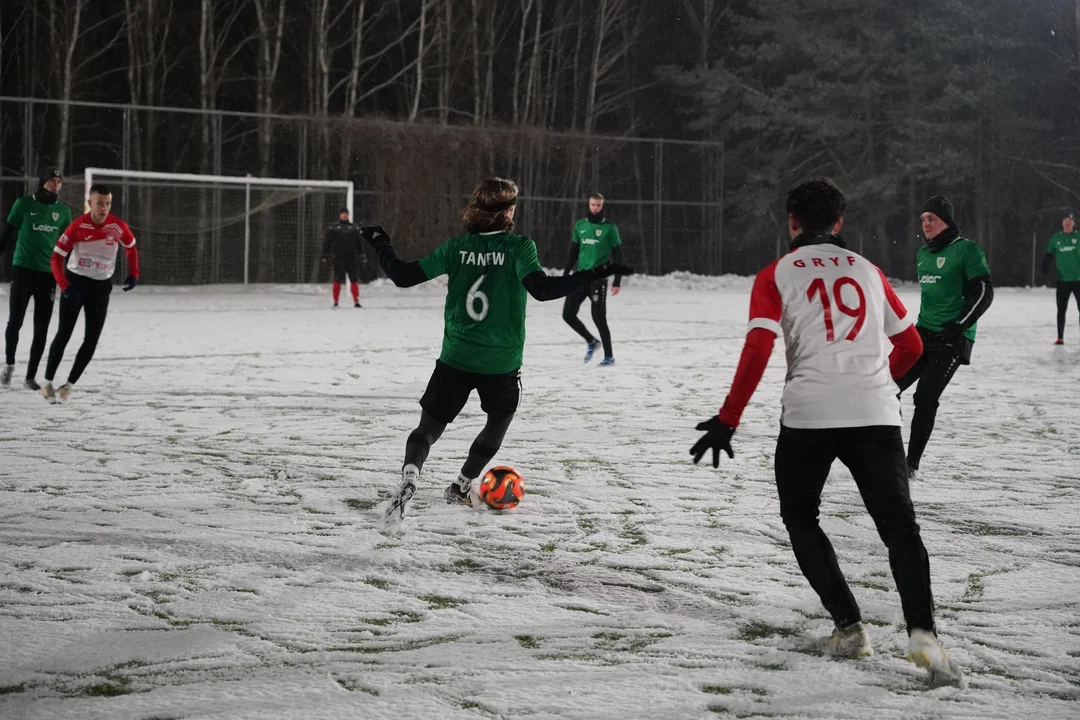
[{"left": 467, "top": 274, "right": 489, "bottom": 321}]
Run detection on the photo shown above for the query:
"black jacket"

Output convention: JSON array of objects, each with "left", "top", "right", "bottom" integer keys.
[{"left": 323, "top": 221, "right": 365, "bottom": 259}]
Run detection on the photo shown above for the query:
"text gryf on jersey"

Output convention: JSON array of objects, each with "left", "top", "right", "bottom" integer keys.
[
  {"left": 749, "top": 240, "right": 913, "bottom": 429},
  {"left": 54, "top": 213, "right": 138, "bottom": 282}
]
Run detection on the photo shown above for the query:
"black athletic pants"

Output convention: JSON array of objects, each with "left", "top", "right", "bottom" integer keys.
[
  {"left": 1056, "top": 281, "right": 1080, "bottom": 340},
  {"left": 45, "top": 274, "right": 112, "bottom": 385},
  {"left": 563, "top": 278, "right": 612, "bottom": 358},
  {"left": 774, "top": 424, "right": 935, "bottom": 634},
  {"left": 404, "top": 360, "right": 521, "bottom": 480},
  {"left": 896, "top": 328, "right": 967, "bottom": 471},
  {"left": 5, "top": 266, "right": 56, "bottom": 378}
]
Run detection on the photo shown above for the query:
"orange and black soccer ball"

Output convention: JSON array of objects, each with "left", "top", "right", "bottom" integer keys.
[{"left": 479, "top": 466, "right": 524, "bottom": 510}]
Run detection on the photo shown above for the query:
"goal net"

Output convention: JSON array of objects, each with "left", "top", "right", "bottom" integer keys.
[{"left": 76, "top": 169, "right": 354, "bottom": 286}]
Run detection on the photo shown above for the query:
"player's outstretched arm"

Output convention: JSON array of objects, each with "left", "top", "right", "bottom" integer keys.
[
  {"left": 521, "top": 261, "right": 633, "bottom": 302},
  {"left": 563, "top": 241, "right": 579, "bottom": 276},
  {"left": 0, "top": 219, "right": 18, "bottom": 254},
  {"left": 944, "top": 273, "right": 993, "bottom": 336},
  {"left": 361, "top": 224, "right": 428, "bottom": 288}
]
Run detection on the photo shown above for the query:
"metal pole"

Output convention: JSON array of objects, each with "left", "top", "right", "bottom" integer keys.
[
  {"left": 214, "top": 113, "right": 223, "bottom": 283},
  {"left": 1031, "top": 228, "right": 1037, "bottom": 287},
  {"left": 244, "top": 173, "right": 252, "bottom": 287},
  {"left": 654, "top": 141, "right": 663, "bottom": 275},
  {"left": 25, "top": 100, "right": 33, "bottom": 182},
  {"left": 718, "top": 142, "right": 724, "bottom": 275}
]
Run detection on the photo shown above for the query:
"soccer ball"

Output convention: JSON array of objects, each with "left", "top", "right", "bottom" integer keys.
[{"left": 479, "top": 466, "right": 524, "bottom": 510}]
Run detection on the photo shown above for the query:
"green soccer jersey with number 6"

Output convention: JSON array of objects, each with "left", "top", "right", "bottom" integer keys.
[
  {"left": 916, "top": 237, "right": 991, "bottom": 341},
  {"left": 418, "top": 231, "right": 544, "bottom": 375}
]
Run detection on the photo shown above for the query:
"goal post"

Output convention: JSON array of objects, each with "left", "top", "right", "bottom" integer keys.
[{"left": 81, "top": 168, "right": 354, "bottom": 286}]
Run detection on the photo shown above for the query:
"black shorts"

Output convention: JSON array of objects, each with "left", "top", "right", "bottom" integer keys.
[{"left": 419, "top": 360, "right": 521, "bottom": 423}]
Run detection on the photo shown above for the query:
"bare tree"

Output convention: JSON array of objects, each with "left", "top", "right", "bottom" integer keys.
[
  {"left": 408, "top": 0, "right": 432, "bottom": 122},
  {"left": 251, "top": 0, "right": 287, "bottom": 280},
  {"left": 680, "top": 0, "right": 730, "bottom": 66},
  {"left": 46, "top": 0, "right": 125, "bottom": 171}
]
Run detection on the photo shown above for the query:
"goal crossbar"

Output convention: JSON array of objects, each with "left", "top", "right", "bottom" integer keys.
[{"left": 84, "top": 168, "right": 355, "bottom": 286}]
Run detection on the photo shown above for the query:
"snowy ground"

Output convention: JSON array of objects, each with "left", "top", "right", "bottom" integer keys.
[{"left": 0, "top": 278, "right": 1078, "bottom": 720}]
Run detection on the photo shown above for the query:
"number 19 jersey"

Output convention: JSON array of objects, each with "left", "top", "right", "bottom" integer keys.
[
  {"left": 748, "top": 242, "right": 913, "bottom": 429},
  {"left": 419, "top": 231, "right": 544, "bottom": 375}
]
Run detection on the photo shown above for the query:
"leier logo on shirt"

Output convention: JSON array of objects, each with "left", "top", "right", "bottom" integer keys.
[{"left": 936, "top": 257, "right": 946, "bottom": 269}]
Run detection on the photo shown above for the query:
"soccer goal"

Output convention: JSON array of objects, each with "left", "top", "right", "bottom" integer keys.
[{"left": 81, "top": 168, "right": 354, "bottom": 286}]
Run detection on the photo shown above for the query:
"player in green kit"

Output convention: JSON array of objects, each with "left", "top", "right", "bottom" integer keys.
[
  {"left": 897, "top": 196, "right": 994, "bottom": 479},
  {"left": 1041, "top": 212, "right": 1080, "bottom": 344},
  {"left": 563, "top": 193, "right": 624, "bottom": 365},
  {"left": 0, "top": 167, "right": 72, "bottom": 390},
  {"left": 362, "top": 178, "right": 632, "bottom": 532}
]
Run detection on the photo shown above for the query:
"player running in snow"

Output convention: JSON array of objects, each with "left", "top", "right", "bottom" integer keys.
[
  {"left": 322, "top": 207, "right": 367, "bottom": 308},
  {"left": 896, "top": 196, "right": 993, "bottom": 479},
  {"left": 1041, "top": 211, "right": 1080, "bottom": 345},
  {"left": 362, "top": 177, "right": 632, "bottom": 532},
  {"left": 1, "top": 167, "right": 72, "bottom": 390},
  {"left": 562, "top": 193, "right": 624, "bottom": 366},
  {"left": 689, "top": 178, "right": 964, "bottom": 687},
  {"left": 42, "top": 184, "right": 139, "bottom": 402}
]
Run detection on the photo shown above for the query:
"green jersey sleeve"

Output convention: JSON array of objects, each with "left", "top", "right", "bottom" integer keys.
[
  {"left": 961, "top": 241, "right": 991, "bottom": 279},
  {"left": 6, "top": 197, "right": 23, "bottom": 227},
  {"left": 610, "top": 224, "right": 622, "bottom": 247},
  {"left": 419, "top": 239, "right": 453, "bottom": 279},
  {"left": 1047, "top": 236, "right": 1056, "bottom": 255},
  {"left": 514, "top": 237, "right": 544, "bottom": 281}
]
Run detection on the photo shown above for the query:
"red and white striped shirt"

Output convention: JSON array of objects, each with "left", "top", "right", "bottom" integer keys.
[
  {"left": 718, "top": 239, "right": 922, "bottom": 430},
  {"left": 52, "top": 213, "right": 139, "bottom": 289}
]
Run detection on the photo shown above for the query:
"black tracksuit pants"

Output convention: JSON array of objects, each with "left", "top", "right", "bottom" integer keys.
[
  {"left": 563, "top": 279, "right": 613, "bottom": 358},
  {"left": 5, "top": 266, "right": 56, "bottom": 378},
  {"left": 1056, "top": 281, "right": 1080, "bottom": 340},
  {"left": 896, "top": 328, "right": 968, "bottom": 471},
  {"left": 774, "top": 424, "right": 936, "bottom": 634},
  {"left": 45, "top": 274, "right": 112, "bottom": 385}
]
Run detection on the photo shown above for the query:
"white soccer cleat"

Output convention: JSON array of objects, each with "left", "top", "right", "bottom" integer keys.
[
  {"left": 443, "top": 474, "right": 481, "bottom": 507},
  {"left": 57, "top": 383, "right": 73, "bottom": 402},
  {"left": 825, "top": 622, "right": 873, "bottom": 659},
  {"left": 42, "top": 381, "right": 57, "bottom": 403},
  {"left": 0, "top": 364, "right": 13, "bottom": 387},
  {"left": 382, "top": 464, "right": 419, "bottom": 533},
  {"left": 908, "top": 629, "right": 965, "bottom": 687}
]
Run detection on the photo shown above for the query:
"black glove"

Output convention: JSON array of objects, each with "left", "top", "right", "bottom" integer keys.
[
  {"left": 690, "top": 416, "right": 735, "bottom": 468},
  {"left": 122, "top": 275, "right": 138, "bottom": 292},
  {"left": 588, "top": 261, "right": 634, "bottom": 280},
  {"left": 62, "top": 285, "right": 82, "bottom": 303},
  {"left": 360, "top": 225, "right": 391, "bottom": 247},
  {"left": 941, "top": 321, "right": 964, "bottom": 338}
]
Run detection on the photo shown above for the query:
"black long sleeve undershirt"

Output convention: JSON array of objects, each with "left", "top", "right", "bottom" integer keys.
[
  {"left": 564, "top": 242, "right": 579, "bottom": 274},
  {"left": 0, "top": 220, "right": 18, "bottom": 255},
  {"left": 521, "top": 269, "right": 603, "bottom": 301},
  {"left": 954, "top": 274, "right": 994, "bottom": 329},
  {"left": 1041, "top": 252, "right": 1054, "bottom": 277},
  {"left": 371, "top": 241, "right": 429, "bottom": 288},
  {"left": 564, "top": 242, "right": 622, "bottom": 287},
  {"left": 373, "top": 238, "right": 608, "bottom": 300}
]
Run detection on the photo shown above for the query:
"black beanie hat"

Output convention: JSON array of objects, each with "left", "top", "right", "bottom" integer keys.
[
  {"left": 921, "top": 195, "right": 955, "bottom": 228},
  {"left": 38, "top": 166, "right": 62, "bottom": 188}
]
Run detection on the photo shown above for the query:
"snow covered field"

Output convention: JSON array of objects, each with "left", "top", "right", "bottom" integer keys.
[{"left": 0, "top": 278, "right": 1078, "bottom": 720}]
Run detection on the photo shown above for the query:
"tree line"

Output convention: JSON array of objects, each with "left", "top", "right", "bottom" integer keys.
[{"left": 2, "top": 0, "right": 1079, "bottom": 283}]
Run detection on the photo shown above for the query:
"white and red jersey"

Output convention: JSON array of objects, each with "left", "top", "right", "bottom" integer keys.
[
  {"left": 730, "top": 240, "right": 916, "bottom": 429},
  {"left": 52, "top": 213, "right": 139, "bottom": 288}
]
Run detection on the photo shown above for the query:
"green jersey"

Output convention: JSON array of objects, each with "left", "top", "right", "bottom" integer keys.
[
  {"left": 418, "top": 231, "right": 544, "bottom": 375},
  {"left": 572, "top": 218, "right": 621, "bottom": 271},
  {"left": 1046, "top": 231, "right": 1080, "bottom": 282},
  {"left": 916, "top": 237, "right": 991, "bottom": 341},
  {"left": 5, "top": 196, "right": 71, "bottom": 273}
]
